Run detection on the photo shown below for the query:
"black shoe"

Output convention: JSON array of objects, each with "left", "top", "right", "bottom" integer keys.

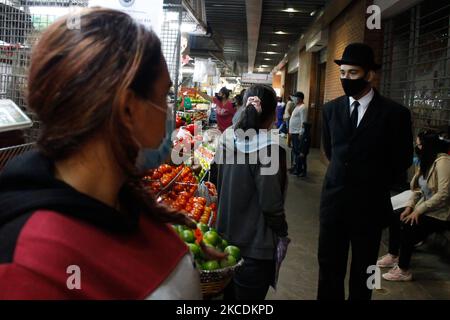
[
  {"left": 289, "top": 171, "right": 300, "bottom": 176},
  {"left": 298, "top": 173, "right": 307, "bottom": 178}
]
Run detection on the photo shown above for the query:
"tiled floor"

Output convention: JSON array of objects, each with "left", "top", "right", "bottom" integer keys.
[{"left": 266, "top": 148, "right": 450, "bottom": 300}]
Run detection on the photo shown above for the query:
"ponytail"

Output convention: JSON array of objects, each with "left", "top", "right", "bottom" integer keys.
[{"left": 235, "top": 84, "right": 277, "bottom": 132}]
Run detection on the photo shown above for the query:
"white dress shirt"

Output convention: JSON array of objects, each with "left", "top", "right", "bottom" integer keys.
[{"left": 349, "top": 88, "right": 374, "bottom": 127}]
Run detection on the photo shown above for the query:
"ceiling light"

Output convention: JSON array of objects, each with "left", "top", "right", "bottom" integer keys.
[
  {"left": 275, "top": 31, "right": 288, "bottom": 35},
  {"left": 260, "top": 65, "right": 270, "bottom": 68},
  {"left": 262, "top": 51, "right": 281, "bottom": 55},
  {"left": 310, "top": 10, "right": 317, "bottom": 16},
  {"left": 268, "top": 43, "right": 278, "bottom": 46},
  {"left": 264, "top": 58, "right": 272, "bottom": 61},
  {"left": 282, "top": 7, "right": 300, "bottom": 13}
]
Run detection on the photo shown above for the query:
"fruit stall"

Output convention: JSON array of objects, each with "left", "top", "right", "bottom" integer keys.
[{"left": 143, "top": 163, "right": 242, "bottom": 298}]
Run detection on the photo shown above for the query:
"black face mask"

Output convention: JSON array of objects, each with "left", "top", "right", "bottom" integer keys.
[{"left": 340, "top": 77, "right": 369, "bottom": 97}]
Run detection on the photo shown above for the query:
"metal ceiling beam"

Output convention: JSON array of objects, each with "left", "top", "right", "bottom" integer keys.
[{"left": 245, "top": 0, "right": 263, "bottom": 73}]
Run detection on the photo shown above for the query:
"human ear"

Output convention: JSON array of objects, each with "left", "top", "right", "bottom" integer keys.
[{"left": 366, "top": 70, "right": 376, "bottom": 82}]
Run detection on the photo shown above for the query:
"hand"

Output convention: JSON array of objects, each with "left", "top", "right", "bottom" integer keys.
[
  {"left": 399, "top": 207, "right": 413, "bottom": 221},
  {"left": 199, "top": 241, "right": 228, "bottom": 260},
  {"left": 402, "top": 211, "right": 421, "bottom": 226}
]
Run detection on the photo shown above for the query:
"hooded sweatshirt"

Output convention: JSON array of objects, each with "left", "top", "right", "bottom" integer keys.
[
  {"left": 215, "top": 129, "right": 288, "bottom": 260},
  {"left": 0, "top": 151, "right": 199, "bottom": 299}
]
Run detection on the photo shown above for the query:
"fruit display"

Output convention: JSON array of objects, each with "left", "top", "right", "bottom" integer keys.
[
  {"left": 143, "top": 164, "right": 218, "bottom": 226},
  {"left": 142, "top": 164, "right": 183, "bottom": 194},
  {"left": 172, "top": 223, "right": 241, "bottom": 271}
]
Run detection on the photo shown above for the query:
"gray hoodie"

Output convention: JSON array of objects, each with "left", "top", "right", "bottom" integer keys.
[{"left": 215, "top": 129, "right": 288, "bottom": 260}]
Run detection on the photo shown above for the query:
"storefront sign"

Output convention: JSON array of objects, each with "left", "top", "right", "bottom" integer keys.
[
  {"left": 241, "top": 73, "right": 273, "bottom": 84},
  {"left": 89, "top": 0, "right": 163, "bottom": 35}
]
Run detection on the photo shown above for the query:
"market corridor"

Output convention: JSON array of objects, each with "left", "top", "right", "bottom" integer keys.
[{"left": 267, "top": 148, "right": 450, "bottom": 300}]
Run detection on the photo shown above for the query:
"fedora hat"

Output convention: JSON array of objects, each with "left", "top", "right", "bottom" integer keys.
[{"left": 334, "top": 43, "right": 381, "bottom": 70}]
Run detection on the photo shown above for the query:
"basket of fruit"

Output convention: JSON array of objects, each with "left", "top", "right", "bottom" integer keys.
[{"left": 173, "top": 222, "right": 243, "bottom": 299}]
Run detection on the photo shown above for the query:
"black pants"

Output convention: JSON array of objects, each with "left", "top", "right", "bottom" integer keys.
[
  {"left": 388, "top": 209, "right": 403, "bottom": 255},
  {"left": 224, "top": 257, "right": 275, "bottom": 300},
  {"left": 398, "top": 215, "right": 450, "bottom": 270},
  {"left": 318, "top": 223, "right": 382, "bottom": 300},
  {"left": 291, "top": 134, "right": 301, "bottom": 174},
  {"left": 298, "top": 154, "right": 308, "bottom": 175}
]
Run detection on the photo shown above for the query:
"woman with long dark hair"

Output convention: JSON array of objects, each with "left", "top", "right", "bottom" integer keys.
[
  {"left": 379, "top": 131, "right": 450, "bottom": 281},
  {"left": 215, "top": 84, "right": 289, "bottom": 300},
  {"left": 0, "top": 8, "right": 215, "bottom": 299}
]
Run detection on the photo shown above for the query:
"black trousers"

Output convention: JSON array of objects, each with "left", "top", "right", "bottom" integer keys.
[
  {"left": 224, "top": 257, "right": 275, "bottom": 300},
  {"left": 388, "top": 209, "right": 403, "bottom": 255},
  {"left": 318, "top": 223, "right": 382, "bottom": 300},
  {"left": 398, "top": 215, "right": 450, "bottom": 269},
  {"left": 290, "top": 134, "right": 301, "bottom": 174},
  {"left": 298, "top": 154, "right": 308, "bottom": 175}
]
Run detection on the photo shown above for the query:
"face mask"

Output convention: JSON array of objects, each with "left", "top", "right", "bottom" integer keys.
[
  {"left": 136, "top": 103, "right": 174, "bottom": 171},
  {"left": 292, "top": 97, "right": 298, "bottom": 105},
  {"left": 340, "top": 77, "right": 369, "bottom": 97}
]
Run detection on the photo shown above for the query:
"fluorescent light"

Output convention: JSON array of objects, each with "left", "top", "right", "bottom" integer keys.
[
  {"left": 264, "top": 58, "right": 273, "bottom": 61},
  {"left": 182, "top": 68, "right": 194, "bottom": 74},
  {"left": 268, "top": 43, "right": 278, "bottom": 46},
  {"left": 180, "top": 23, "right": 197, "bottom": 33},
  {"left": 262, "top": 51, "right": 281, "bottom": 55},
  {"left": 282, "top": 8, "right": 300, "bottom": 13},
  {"left": 260, "top": 65, "right": 270, "bottom": 68},
  {"left": 310, "top": 10, "right": 317, "bottom": 16},
  {"left": 275, "top": 31, "right": 288, "bottom": 35},
  {"left": 165, "top": 11, "right": 179, "bottom": 21}
]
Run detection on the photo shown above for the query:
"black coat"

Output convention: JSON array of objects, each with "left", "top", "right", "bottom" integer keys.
[{"left": 320, "top": 89, "right": 413, "bottom": 229}]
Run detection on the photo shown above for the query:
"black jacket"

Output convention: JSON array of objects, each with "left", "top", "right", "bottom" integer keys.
[{"left": 320, "top": 89, "right": 413, "bottom": 228}]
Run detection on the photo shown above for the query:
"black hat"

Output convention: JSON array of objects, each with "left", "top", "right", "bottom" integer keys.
[
  {"left": 219, "top": 87, "right": 231, "bottom": 94},
  {"left": 292, "top": 92, "right": 304, "bottom": 100},
  {"left": 334, "top": 43, "right": 381, "bottom": 70}
]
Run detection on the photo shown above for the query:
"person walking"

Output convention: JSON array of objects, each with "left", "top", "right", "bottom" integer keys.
[
  {"left": 318, "top": 43, "right": 413, "bottom": 300},
  {"left": 288, "top": 92, "right": 307, "bottom": 176}
]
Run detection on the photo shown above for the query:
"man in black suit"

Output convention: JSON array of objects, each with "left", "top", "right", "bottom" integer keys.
[{"left": 318, "top": 43, "right": 413, "bottom": 300}]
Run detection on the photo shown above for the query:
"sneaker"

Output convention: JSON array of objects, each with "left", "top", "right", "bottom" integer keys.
[
  {"left": 382, "top": 266, "right": 412, "bottom": 282},
  {"left": 377, "top": 254, "right": 399, "bottom": 268}
]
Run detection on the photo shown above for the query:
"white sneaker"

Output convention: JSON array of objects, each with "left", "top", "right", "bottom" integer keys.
[
  {"left": 377, "top": 254, "right": 399, "bottom": 268},
  {"left": 382, "top": 266, "right": 413, "bottom": 282}
]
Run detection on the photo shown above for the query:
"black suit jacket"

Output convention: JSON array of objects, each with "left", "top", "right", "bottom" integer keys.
[{"left": 320, "top": 89, "right": 413, "bottom": 229}]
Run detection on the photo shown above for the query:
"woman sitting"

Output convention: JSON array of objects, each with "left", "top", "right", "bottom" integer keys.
[{"left": 378, "top": 131, "right": 450, "bottom": 281}]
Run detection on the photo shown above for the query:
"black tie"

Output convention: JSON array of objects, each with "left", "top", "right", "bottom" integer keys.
[{"left": 350, "top": 101, "right": 360, "bottom": 131}]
